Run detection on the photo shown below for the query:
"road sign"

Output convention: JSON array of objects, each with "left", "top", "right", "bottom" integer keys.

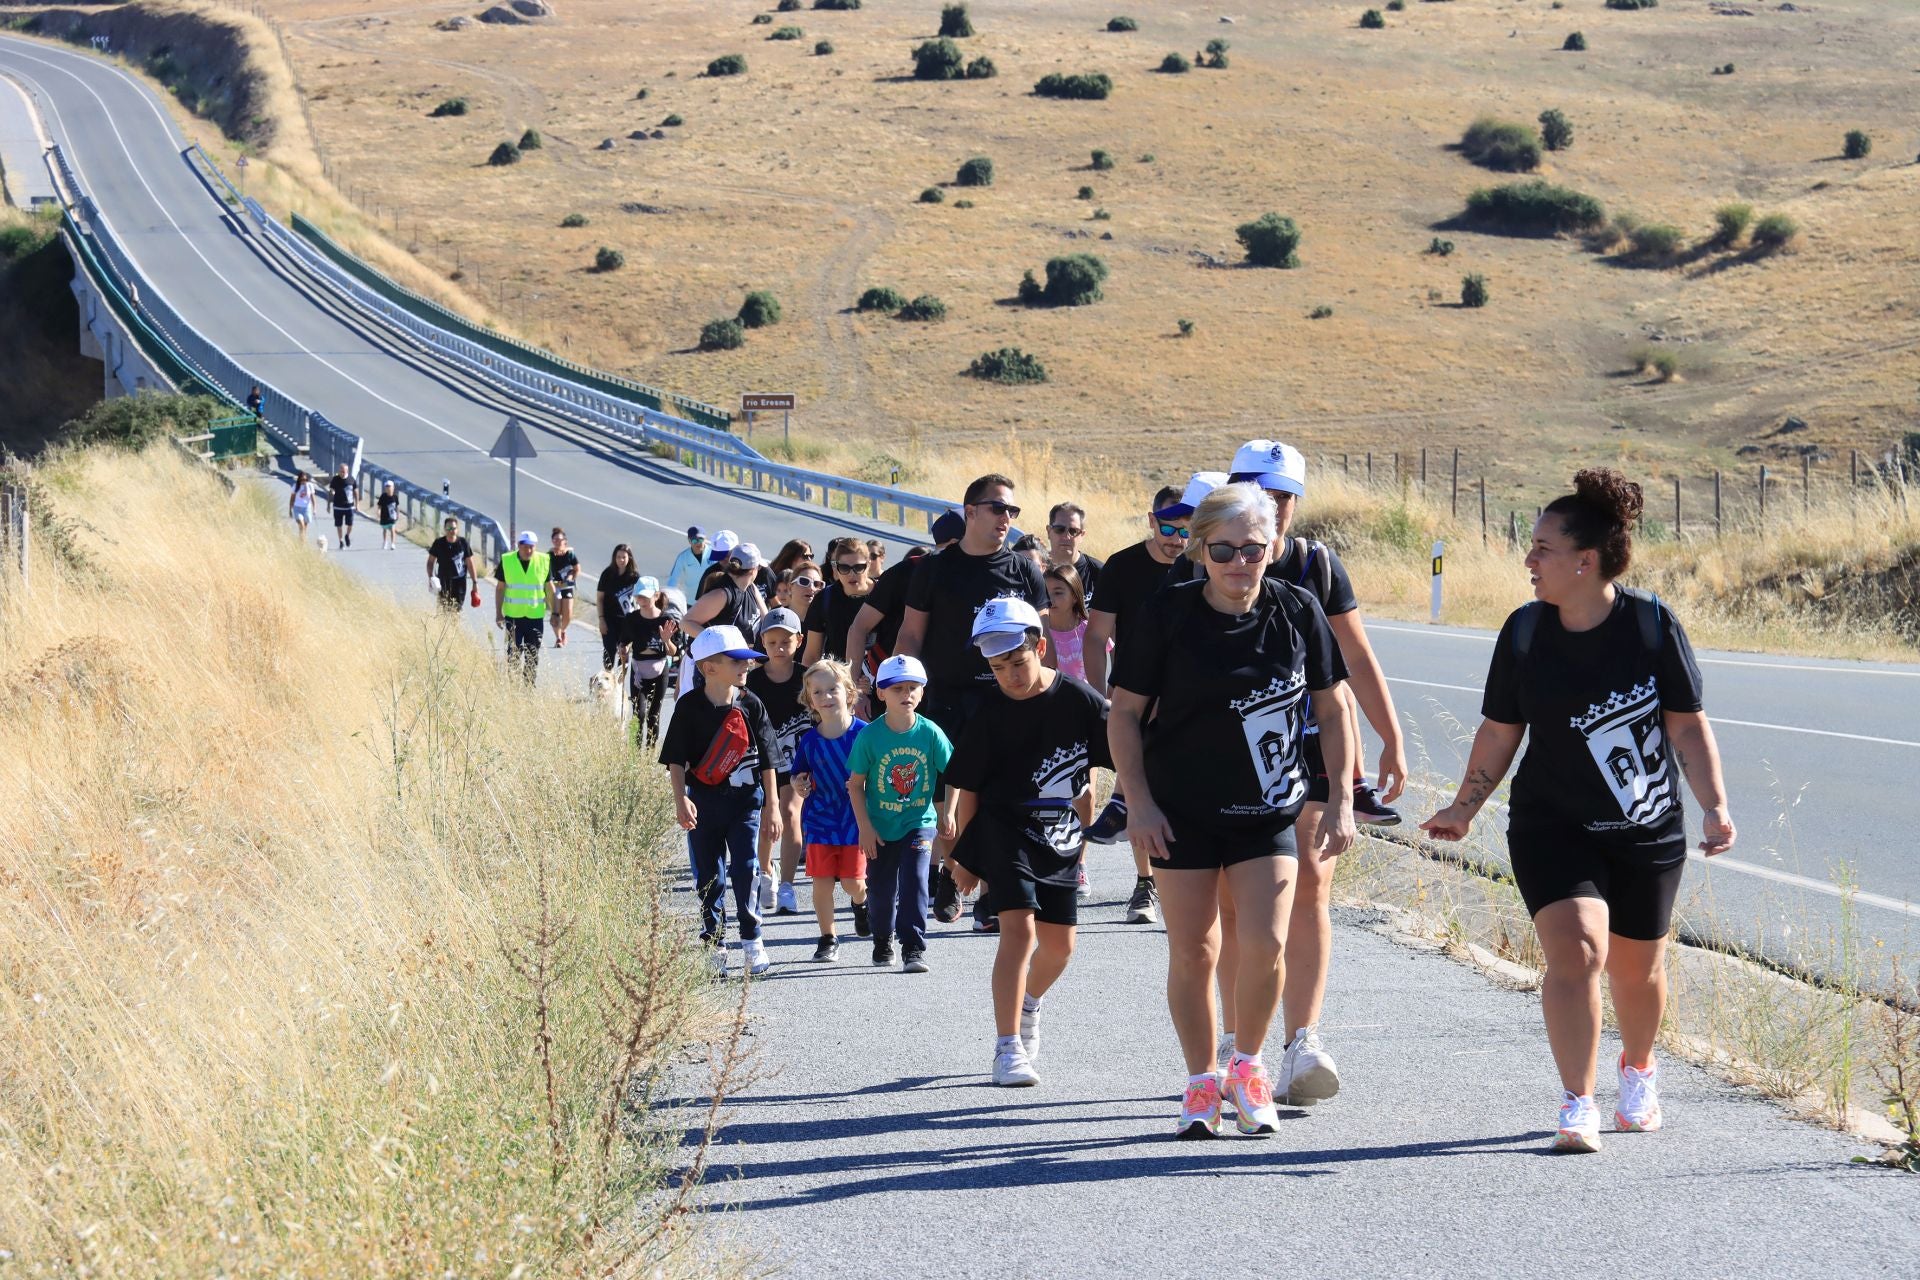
[
  {"left": 741, "top": 393, "right": 796, "bottom": 412},
  {"left": 489, "top": 417, "right": 538, "bottom": 537}
]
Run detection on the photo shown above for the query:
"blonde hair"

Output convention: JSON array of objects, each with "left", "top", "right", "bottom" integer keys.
[
  {"left": 801, "top": 658, "right": 859, "bottom": 721},
  {"left": 1185, "top": 482, "right": 1277, "bottom": 562}
]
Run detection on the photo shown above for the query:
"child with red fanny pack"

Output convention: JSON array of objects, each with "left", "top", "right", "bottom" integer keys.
[
  {"left": 790, "top": 659, "right": 872, "bottom": 962},
  {"left": 658, "top": 624, "right": 784, "bottom": 976}
]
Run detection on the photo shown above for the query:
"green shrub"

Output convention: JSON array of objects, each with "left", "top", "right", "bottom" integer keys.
[
  {"left": 1460, "top": 117, "right": 1542, "bottom": 171},
  {"left": 898, "top": 294, "right": 948, "bottom": 321},
  {"left": 816, "top": 40, "right": 834, "bottom": 54},
  {"left": 1176, "top": 318, "right": 1194, "bottom": 337},
  {"left": 1460, "top": 273, "right": 1489, "bottom": 307},
  {"left": 939, "top": 4, "right": 973, "bottom": 38},
  {"left": 1464, "top": 180, "right": 1605, "bottom": 233},
  {"left": 700, "top": 317, "right": 745, "bottom": 350},
  {"left": 62, "top": 392, "right": 226, "bottom": 452},
  {"left": 1605, "top": 0, "right": 1656, "bottom": 8},
  {"left": 1021, "top": 253, "right": 1109, "bottom": 306},
  {"left": 707, "top": 53, "right": 747, "bottom": 76},
  {"left": 954, "top": 199, "right": 975, "bottom": 208},
  {"left": 430, "top": 97, "right": 468, "bottom": 118},
  {"left": 1359, "top": 8, "right": 1385, "bottom": 29},
  {"left": 1309, "top": 304, "right": 1335, "bottom": 319},
  {"left": 1711, "top": 202, "right": 1752, "bottom": 247},
  {"left": 660, "top": 115, "right": 685, "bottom": 129},
  {"left": 1201, "top": 37, "right": 1230, "bottom": 68},
  {"left": 1160, "top": 51, "right": 1191, "bottom": 73},
  {"left": 1562, "top": 31, "right": 1586, "bottom": 51},
  {"left": 1626, "top": 222, "right": 1683, "bottom": 261},
  {"left": 1843, "top": 129, "right": 1871, "bottom": 160},
  {"left": 1539, "top": 111, "right": 1572, "bottom": 154},
  {"left": 769, "top": 25, "right": 804, "bottom": 40},
  {"left": 919, "top": 186, "right": 945, "bottom": 203},
  {"left": 965, "top": 56, "right": 997, "bottom": 78},
  {"left": 1236, "top": 211, "right": 1302, "bottom": 268},
  {"left": 1750, "top": 211, "right": 1799, "bottom": 252},
  {"left": 1649, "top": 351, "right": 1679, "bottom": 381},
  {"left": 594, "top": 246, "right": 625, "bottom": 272},
  {"left": 1091, "top": 149, "right": 1115, "bottom": 170},
  {"left": 1713, "top": 62, "right": 1735, "bottom": 75},
  {"left": 913, "top": 37, "right": 965, "bottom": 79},
  {"left": 1387, "top": 0, "right": 1406, "bottom": 9},
  {"left": 956, "top": 156, "right": 994, "bottom": 186},
  {"left": 1139, "top": 152, "right": 1156, "bottom": 163},
  {"left": 738, "top": 290, "right": 782, "bottom": 328},
  {"left": 1077, "top": 184, "right": 1096, "bottom": 200},
  {"left": 1428, "top": 237, "right": 1455, "bottom": 255},
  {"left": 1107, "top": 16, "right": 1138, "bottom": 31},
  {"left": 488, "top": 140, "right": 520, "bottom": 166},
  {"left": 560, "top": 212, "right": 588, "bottom": 228},
  {"left": 636, "top": 87, "right": 650, "bottom": 99},
  {"left": 1035, "top": 72, "right": 1113, "bottom": 99},
  {"left": 518, "top": 128, "right": 543, "bottom": 150},
  {"left": 779, "top": 0, "right": 803, "bottom": 9},
  {"left": 968, "top": 347, "right": 1048, "bottom": 384},
  {"left": 858, "top": 286, "right": 907, "bottom": 311},
  {"left": 1091, "top": 207, "right": 1111, "bottom": 220},
  {"left": 753, "top": 12, "right": 773, "bottom": 23},
  {"left": 813, "top": 0, "right": 859, "bottom": 7}
]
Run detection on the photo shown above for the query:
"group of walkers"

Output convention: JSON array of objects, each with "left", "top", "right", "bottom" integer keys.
[
  {"left": 378, "top": 441, "right": 1741, "bottom": 1153},
  {"left": 289, "top": 462, "right": 402, "bottom": 551}
]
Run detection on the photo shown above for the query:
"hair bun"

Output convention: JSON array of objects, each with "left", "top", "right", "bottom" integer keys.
[{"left": 1572, "top": 467, "right": 1644, "bottom": 527}]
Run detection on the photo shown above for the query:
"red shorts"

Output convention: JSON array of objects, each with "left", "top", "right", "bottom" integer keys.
[{"left": 806, "top": 843, "right": 866, "bottom": 880}]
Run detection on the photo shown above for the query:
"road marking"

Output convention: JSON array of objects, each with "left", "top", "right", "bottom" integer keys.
[
  {"left": 1369, "top": 622, "right": 1920, "bottom": 678},
  {"left": 1690, "top": 853, "right": 1920, "bottom": 920}
]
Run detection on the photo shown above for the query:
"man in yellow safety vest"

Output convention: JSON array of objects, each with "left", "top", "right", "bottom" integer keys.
[{"left": 495, "top": 530, "right": 557, "bottom": 684}]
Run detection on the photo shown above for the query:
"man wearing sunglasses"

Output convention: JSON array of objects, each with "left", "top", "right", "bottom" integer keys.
[
  {"left": 895, "top": 476, "right": 1049, "bottom": 927},
  {"left": 1045, "top": 501, "right": 1103, "bottom": 605}
]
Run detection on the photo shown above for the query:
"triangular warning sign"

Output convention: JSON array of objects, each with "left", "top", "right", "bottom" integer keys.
[{"left": 488, "top": 417, "right": 539, "bottom": 461}]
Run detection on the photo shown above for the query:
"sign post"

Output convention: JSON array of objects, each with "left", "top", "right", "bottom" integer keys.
[
  {"left": 741, "top": 393, "right": 796, "bottom": 447},
  {"left": 1430, "top": 540, "right": 1444, "bottom": 624},
  {"left": 488, "top": 417, "right": 538, "bottom": 538}
]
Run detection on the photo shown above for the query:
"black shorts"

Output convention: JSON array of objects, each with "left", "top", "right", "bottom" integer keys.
[
  {"left": 1152, "top": 811, "right": 1298, "bottom": 872},
  {"left": 986, "top": 872, "right": 1079, "bottom": 926},
  {"left": 333, "top": 507, "right": 354, "bottom": 527},
  {"left": 1508, "top": 827, "right": 1687, "bottom": 941},
  {"left": 1302, "top": 731, "right": 1330, "bottom": 804}
]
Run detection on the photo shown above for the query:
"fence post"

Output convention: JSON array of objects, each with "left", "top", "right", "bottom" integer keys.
[
  {"left": 1420, "top": 446, "right": 1428, "bottom": 489},
  {"left": 1366, "top": 452, "right": 1374, "bottom": 487},
  {"left": 1802, "top": 453, "right": 1810, "bottom": 514},
  {"left": 1451, "top": 447, "right": 1460, "bottom": 518},
  {"left": 1673, "top": 475, "right": 1681, "bottom": 540},
  {"left": 1714, "top": 470, "right": 1723, "bottom": 538},
  {"left": 1392, "top": 451, "right": 1400, "bottom": 488},
  {"left": 1759, "top": 464, "right": 1768, "bottom": 526},
  {"left": 1479, "top": 477, "right": 1487, "bottom": 545},
  {"left": 1508, "top": 508, "right": 1518, "bottom": 547}
]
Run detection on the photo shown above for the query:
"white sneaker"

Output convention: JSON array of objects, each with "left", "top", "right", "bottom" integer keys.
[
  {"left": 757, "top": 876, "right": 775, "bottom": 913},
  {"left": 1278, "top": 1024, "right": 1341, "bottom": 1105},
  {"left": 1553, "top": 1090, "right": 1603, "bottom": 1153},
  {"left": 992, "top": 1043, "right": 1040, "bottom": 1087},
  {"left": 743, "top": 937, "right": 771, "bottom": 976},
  {"left": 1019, "top": 1003, "right": 1042, "bottom": 1064},
  {"left": 775, "top": 881, "right": 799, "bottom": 915},
  {"left": 1615, "top": 1056, "right": 1663, "bottom": 1132},
  {"left": 1075, "top": 862, "right": 1091, "bottom": 900}
]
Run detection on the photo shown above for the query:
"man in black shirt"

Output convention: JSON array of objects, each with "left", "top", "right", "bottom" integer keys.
[
  {"left": 327, "top": 464, "right": 358, "bottom": 550},
  {"left": 1045, "top": 501, "right": 1103, "bottom": 606},
  {"left": 426, "top": 517, "right": 474, "bottom": 613}
]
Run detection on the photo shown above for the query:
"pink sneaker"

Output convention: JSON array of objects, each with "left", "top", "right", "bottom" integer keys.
[
  {"left": 1176, "top": 1074, "right": 1222, "bottom": 1140},
  {"left": 1222, "top": 1055, "right": 1280, "bottom": 1135}
]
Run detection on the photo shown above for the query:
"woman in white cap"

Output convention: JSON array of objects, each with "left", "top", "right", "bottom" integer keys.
[{"left": 1108, "top": 483, "right": 1356, "bottom": 1138}]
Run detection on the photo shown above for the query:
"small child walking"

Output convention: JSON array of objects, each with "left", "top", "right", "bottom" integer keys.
[
  {"left": 747, "top": 609, "right": 814, "bottom": 917},
  {"left": 946, "top": 598, "right": 1111, "bottom": 1087},
  {"left": 847, "top": 655, "right": 953, "bottom": 973},
  {"left": 790, "top": 659, "right": 872, "bottom": 962},
  {"left": 657, "top": 624, "right": 784, "bottom": 976}
]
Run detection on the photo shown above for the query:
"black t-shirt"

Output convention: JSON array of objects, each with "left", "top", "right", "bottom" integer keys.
[
  {"left": 628, "top": 611, "right": 673, "bottom": 659},
  {"left": 657, "top": 689, "right": 780, "bottom": 801},
  {"left": 1267, "top": 538, "right": 1358, "bottom": 619},
  {"left": 328, "top": 476, "right": 356, "bottom": 511},
  {"left": 376, "top": 493, "right": 399, "bottom": 524},
  {"left": 596, "top": 566, "right": 639, "bottom": 602},
  {"left": 804, "top": 581, "right": 874, "bottom": 664},
  {"left": 745, "top": 663, "right": 812, "bottom": 776},
  {"left": 865, "top": 557, "right": 918, "bottom": 657},
  {"left": 1111, "top": 579, "right": 1346, "bottom": 831},
  {"left": 1072, "top": 552, "right": 1105, "bottom": 607},
  {"left": 548, "top": 550, "right": 580, "bottom": 590},
  {"left": 946, "top": 674, "right": 1113, "bottom": 885},
  {"left": 904, "top": 543, "right": 1048, "bottom": 695},
  {"left": 429, "top": 535, "right": 472, "bottom": 584},
  {"left": 1089, "top": 540, "right": 1199, "bottom": 645},
  {"left": 1482, "top": 591, "right": 1703, "bottom": 843}
]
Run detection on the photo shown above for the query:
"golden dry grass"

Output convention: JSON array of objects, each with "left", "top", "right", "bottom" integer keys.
[{"left": 0, "top": 441, "right": 722, "bottom": 1276}]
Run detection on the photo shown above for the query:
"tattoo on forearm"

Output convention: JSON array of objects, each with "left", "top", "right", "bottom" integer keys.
[{"left": 1460, "top": 766, "right": 1497, "bottom": 810}]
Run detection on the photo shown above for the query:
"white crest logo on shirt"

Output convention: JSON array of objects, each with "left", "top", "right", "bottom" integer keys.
[
  {"left": 1570, "top": 678, "right": 1674, "bottom": 826},
  {"left": 1229, "top": 671, "right": 1308, "bottom": 811},
  {"left": 1031, "top": 743, "right": 1087, "bottom": 853}
]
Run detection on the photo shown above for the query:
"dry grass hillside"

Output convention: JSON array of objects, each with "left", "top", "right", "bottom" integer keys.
[{"left": 250, "top": 0, "right": 1920, "bottom": 506}]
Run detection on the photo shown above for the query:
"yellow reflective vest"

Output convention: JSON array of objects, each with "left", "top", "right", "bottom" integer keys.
[{"left": 499, "top": 551, "right": 550, "bottom": 619}]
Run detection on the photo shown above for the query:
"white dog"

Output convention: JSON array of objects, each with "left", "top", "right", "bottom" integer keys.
[
  {"left": 587, "top": 668, "right": 625, "bottom": 717},
  {"left": 314, "top": 535, "right": 329, "bottom": 553}
]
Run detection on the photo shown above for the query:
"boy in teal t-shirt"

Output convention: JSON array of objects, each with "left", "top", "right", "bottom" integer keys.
[{"left": 848, "top": 654, "right": 954, "bottom": 972}]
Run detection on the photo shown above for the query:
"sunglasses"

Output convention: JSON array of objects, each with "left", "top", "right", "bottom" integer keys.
[
  {"left": 790, "top": 576, "right": 823, "bottom": 590},
  {"left": 1156, "top": 522, "right": 1191, "bottom": 539},
  {"left": 972, "top": 500, "right": 1021, "bottom": 518},
  {"left": 1048, "top": 524, "right": 1084, "bottom": 537},
  {"left": 1205, "top": 541, "right": 1269, "bottom": 564},
  {"left": 834, "top": 562, "right": 870, "bottom": 575}
]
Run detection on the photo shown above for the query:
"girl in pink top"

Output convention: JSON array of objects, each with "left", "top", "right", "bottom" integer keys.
[{"left": 1043, "top": 562, "right": 1107, "bottom": 682}]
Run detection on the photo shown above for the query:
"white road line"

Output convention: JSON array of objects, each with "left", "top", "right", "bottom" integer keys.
[
  {"left": 1369, "top": 622, "right": 1920, "bottom": 678},
  {"left": 1690, "top": 853, "right": 1920, "bottom": 920},
  {"left": 1384, "top": 676, "right": 1920, "bottom": 748},
  {"left": 0, "top": 42, "right": 689, "bottom": 537}
]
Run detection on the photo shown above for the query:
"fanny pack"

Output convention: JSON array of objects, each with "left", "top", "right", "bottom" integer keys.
[{"left": 690, "top": 706, "right": 751, "bottom": 787}]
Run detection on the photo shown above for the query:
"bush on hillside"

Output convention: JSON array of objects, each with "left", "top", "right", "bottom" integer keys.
[
  {"left": 1388, "top": 0, "right": 1406, "bottom": 9},
  {"left": 430, "top": 97, "right": 468, "bottom": 117},
  {"left": 518, "top": 128, "right": 543, "bottom": 150},
  {"left": 752, "top": 12, "right": 773, "bottom": 23},
  {"left": 1713, "top": 62, "right": 1735, "bottom": 75},
  {"left": 779, "top": 0, "right": 803, "bottom": 9},
  {"left": 1460, "top": 117, "right": 1541, "bottom": 171},
  {"left": 913, "top": 37, "right": 965, "bottom": 79},
  {"left": 1091, "top": 148, "right": 1115, "bottom": 170},
  {"left": 1176, "top": 318, "right": 1194, "bottom": 337},
  {"left": 919, "top": 186, "right": 944, "bottom": 203},
  {"left": 769, "top": 25, "right": 804, "bottom": 40},
  {"left": 1750, "top": 211, "right": 1799, "bottom": 252},
  {"left": 939, "top": 4, "right": 973, "bottom": 37},
  {"left": 1019, "top": 253, "right": 1109, "bottom": 306},
  {"left": 1159, "top": 51, "right": 1191, "bottom": 73},
  {"left": 1563, "top": 31, "right": 1586, "bottom": 51},
  {"left": 1428, "top": 236, "right": 1454, "bottom": 255},
  {"left": 1236, "top": 211, "right": 1303, "bottom": 267},
  {"left": 968, "top": 347, "right": 1048, "bottom": 384},
  {"left": 662, "top": 113, "right": 684, "bottom": 126},
  {"left": 1107, "top": 16, "right": 1138, "bottom": 31},
  {"left": 62, "top": 392, "right": 226, "bottom": 451},
  {"left": 1605, "top": 0, "right": 1656, "bottom": 8},
  {"left": 560, "top": 212, "right": 588, "bottom": 227},
  {"left": 816, "top": 39, "right": 834, "bottom": 54},
  {"left": 1626, "top": 222, "right": 1683, "bottom": 261},
  {"left": 1310, "top": 303, "right": 1335, "bottom": 319},
  {"left": 594, "top": 246, "right": 625, "bottom": 272},
  {"left": 813, "top": 0, "right": 859, "bottom": 8},
  {"left": 1091, "top": 207, "right": 1111, "bottom": 220},
  {"left": 1201, "top": 37, "right": 1230, "bottom": 67},
  {"left": 1460, "top": 273, "right": 1489, "bottom": 307},
  {"left": 700, "top": 317, "right": 746, "bottom": 349},
  {"left": 965, "top": 56, "right": 997, "bottom": 78},
  {"left": 738, "top": 290, "right": 782, "bottom": 328},
  {"left": 1844, "top": 130, "right": 1871, "bottom": 160},
  {"left": 858, "top": 285, "right": 907, "bottom": 312},
  {"left": 488, "top": 140, "right": 520, "bottom": 165},
  {"left": 1711, "top": 202, "right": 1753, "bottom": 247},
  {"left": 898, "top": 294, "right": 948, "bottom": 321},
  {"left": 1464, "top": 180, "right": 1605, "bottom": 233},
  {"left": 1035, "top": 72, "right": 1113, "bottom": 99},
  {"left": 707, "top": 53, "right": 747, "bottom": 76},
  {"left": 1360, "top": 9, "right": 1385, "bottom": 28},
  {"left": 956, "top": 156, "right": 994, "bottom": 186},
  {"left": 954, "top": 198, "right": 975, "bottom": 208},
  {"left": 1077, "top": 184, "right": 1095, "bottom": 200},
  {"left": 1538, "top": 108, "right": 1573, "bottom": 151}
]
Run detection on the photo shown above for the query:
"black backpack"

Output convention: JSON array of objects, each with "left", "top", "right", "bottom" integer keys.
[{"left": 1511, "top": 586, "right": 1665, "bottom": 663}]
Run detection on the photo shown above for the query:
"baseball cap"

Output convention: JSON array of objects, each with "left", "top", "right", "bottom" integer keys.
[
  {"left": 930, "top": 509, "right": 966, "bottom": 544},
  {"left": 728, "top": 541, "right": 763, "bottom": 570},
  {"left": 686, "top": 526, "right": 704, "bottom": 541},
  {"left": 689, "top": 624, "right": 764, "bottom": 663},
  {"left": 971, "top": 596, "right": 1045, "bottom": 658},
  {"left": 635, "top": 575, "right": 660, "bottom": 595},
  {"left": 1228, "top": 439, "right": 1307, "bottom": 497},
  {"left": 1152, "top": 471, "right": 1228, "bottom": 520},
  {"left": 708, "top": 528, "right": 739, "bottom": 562},
  {"left": 756, "top": 607, "right": 802, "bottom": 637},
  {"left": 874, "top": 653, "right": 929, "bottom": 689},
  {"left": 516, "top": 530, "right": 537, "bottom": 546}
]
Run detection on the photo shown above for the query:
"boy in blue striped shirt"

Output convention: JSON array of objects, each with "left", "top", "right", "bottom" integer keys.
[{"left": 791, "top": 659, "right": 871, "bottom": 962}]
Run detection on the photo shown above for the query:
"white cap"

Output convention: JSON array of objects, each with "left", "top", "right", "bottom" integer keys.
[
  {"left": 874, "top": 653, "right": 929, "bottom": 689},
  {"left": 1153, "top": 471, "right": 1228, "bottom": 520},
  {"left": 971, "top": 596, "right": 1045, "bottom": 658},
  {"left": 707, "top": 528, "right": 739, "bottom": 561},
  {"left": 1228, "top": 440, "right": 1307, "bottom": 497},
  {"left": 756, "top": 607, "right": 803, "bottom": 637},
  {"left": 689, "top": 624, "right": 764, "bottom": 662},
  {"left": 516, "top": 529, "right": 538, "bottom": 545},
  {"left": 728, "top": 541, "right": 763, "bottom": 570}
]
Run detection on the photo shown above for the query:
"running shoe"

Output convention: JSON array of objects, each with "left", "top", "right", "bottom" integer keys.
[
  {"left": 776, "top": 882, "right": 799, "bottom": 915},
  {"left": 1020, "top": 1003, "right": 1042, "bottom": 1063},
  {"left": 812, "top": 936, "right": 840, "bottom": 963},
  {"left": 1615, "top": 1056, "right": 1663, "bottom": 1133},
  {"left": 972, "top": 913, "right": 1000, "bottom": 934},
  {"left": 1125, "top": 876, "right": 1159, "bottom": 925},
  {"left": 742, "top": 937, "right": 771, "bottom": 976},
  {"left": 932, "top": 865, "right": 963, "bottom": 924},
  {"left": 1277, "top": 1024, "right": 1341, "bottom": 1105},
  {"left": 1553, "top": 1091, "right": 1603, "bottom": 1153},
  {"left": 757, "top": 876, "right": 776, "bottom": 913},
  {"left": 1222, "top": 1057, "right": 1281, "bottom": 1135},
  {"left": 993, "top": 1044, "right": 1040, "bottom": 1088},
  {"left": 872, "top": 938, "right": 896, "bottom": 968},
  {"left": 1086, "top": 796, "right": 1128, "bottom": 845},
  {"left": 1075, "top": 862, "right": 1092, "bottom": 900},
  {"left": 1176, "top": 1073, "right": 1223, "bottom": 1140},
  {"left": 902, "top": 950, "right": 930, "bottom": 974},
  {"left": 1352, "top": 782, "right": 1402, "bottom": 827},
  {"left": 852, "top": 900, "right": 872, "bottom": 937}
]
